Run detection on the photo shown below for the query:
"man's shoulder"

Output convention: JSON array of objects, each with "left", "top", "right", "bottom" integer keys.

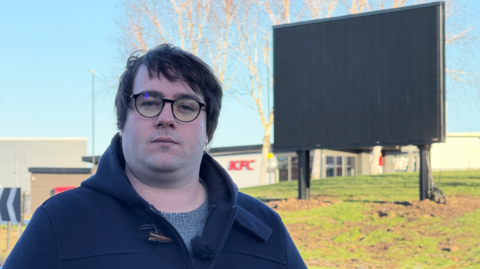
[
  {"left": 224, "top": 192, "right": 291, "bottom": 264},
  {"left": 236, "top": 192, "right": 282, "bottom": 224},
  {"left": 39, "top": 186, "right": 111, "bottom": 215}
]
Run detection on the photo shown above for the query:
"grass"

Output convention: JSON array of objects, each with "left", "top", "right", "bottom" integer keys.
[
  {"left": 0, "top": 224, "right": 25, "bottom": 261},
  {"left": 241, "top": 170, "right": 480, "bottom": 201},
  {"left": 240, "top": 170, "right": 480, "bottom": 269}
]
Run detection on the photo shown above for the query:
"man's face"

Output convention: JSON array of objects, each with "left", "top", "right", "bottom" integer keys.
[{"left": 121, "top": 65, "right": 207, "bottom": 185}]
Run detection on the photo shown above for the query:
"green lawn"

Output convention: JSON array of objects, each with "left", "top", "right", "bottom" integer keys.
[
  {"left": 240, "top": 170, "right": 480, "bottom": 269},
  {"left": 240, "top": 171, "right": 480, "bottom": 201},
  {"left": 0, "top": 224, "right": 25, "bottom": 262}
]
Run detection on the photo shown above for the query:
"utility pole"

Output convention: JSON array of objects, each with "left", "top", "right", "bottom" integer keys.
[
  {"left": 7, "top": 221, "right": 11, "bottom": 251},
  {"left": 89, "top": 70, "right": 95, "bottom": 165}
]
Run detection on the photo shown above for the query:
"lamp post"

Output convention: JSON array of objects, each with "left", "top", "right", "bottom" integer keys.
[{"left": 89, "top": 70, "right": 95, "bottom": 166}]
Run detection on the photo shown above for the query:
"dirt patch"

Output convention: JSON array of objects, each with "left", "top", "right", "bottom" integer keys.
[
  {"left": 359, "top": 224, "right": 386, "bottom": 234},
  {"left": 307, "top": 258, "right": 387, "bottom": 269},
  {"left": 364, "top": 242, "right": 392, "bottom": 254},
  {"left": 266, "top": 196, "right": 340, "bottom": 211},
  {"left": 272, "top": 195, "right": 480, "bottom": 268},
  {"left": 370, "top": 195, "right": 480, "bottom": 220},
  {"left": 268, "top": 195, "right": 480, "bottom": 218}
]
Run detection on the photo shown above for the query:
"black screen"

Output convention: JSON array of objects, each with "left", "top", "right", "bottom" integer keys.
[{"left": 273, "top": 2, "right": 445, "bottom": 151}]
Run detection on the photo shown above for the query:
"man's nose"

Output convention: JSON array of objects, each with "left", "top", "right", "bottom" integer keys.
[{"left": 154, "top": 103, "right": 176, "bottom": 127}]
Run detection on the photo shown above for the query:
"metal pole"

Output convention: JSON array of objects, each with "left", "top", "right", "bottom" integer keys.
[
  {"left": 18, "top": 191, "right": 24, "bottom": 237},
  {"left": 287, "top": 156, "right": 292, "bottom": 181},
  {"left": 7, "top": 221, "right": 11, "bottom": 251},
  {"left": 17, "top": 223, "right": 21, "bottom": 239},
  {"left": 418, "top": 145, "right": 432, "bottom": 200},
  {"left": 297, "top": 150, "right": 310, "bottom": 200},
  {"left": 89, "top": 70, "right": 95, "bottom": 166}
]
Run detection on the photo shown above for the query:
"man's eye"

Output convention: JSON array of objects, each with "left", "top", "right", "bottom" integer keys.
[
  {"left": 141, "top": 101, "right": 160, "bottom": 107},
  {"left": 177, "top": 104, "right": 195, "bottom": 112},
  {"left": 174, "top": 99, "right": 199, "bottom": 114}
]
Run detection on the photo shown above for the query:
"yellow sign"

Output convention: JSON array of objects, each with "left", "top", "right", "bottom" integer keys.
[{"left": 267, "top": 153, "right": 274, "bottom": 159}]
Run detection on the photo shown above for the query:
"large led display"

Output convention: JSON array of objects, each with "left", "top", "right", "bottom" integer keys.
[{"left": 273, "top": 2, "right": 445, "bottom": 151}]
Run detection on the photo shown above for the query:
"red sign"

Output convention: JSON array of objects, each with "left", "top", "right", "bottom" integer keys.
[
  {"left": 228, "top": 160, "right": 255, "bottom": 171},
  {"left": 51, "top": 186, "right": 76, "bottom": 196}
]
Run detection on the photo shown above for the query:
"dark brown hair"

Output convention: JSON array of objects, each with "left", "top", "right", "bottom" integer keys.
[{"left": 115, "top": 44, "right": 223, "bottom": 141}]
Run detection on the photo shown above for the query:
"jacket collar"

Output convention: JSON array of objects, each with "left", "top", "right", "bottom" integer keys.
[
  {"left": 235, "top": 206, "right": 272, "bottom": 243},
  {"left": 81, "top": 133, "right": 238, "bottom": 209}
]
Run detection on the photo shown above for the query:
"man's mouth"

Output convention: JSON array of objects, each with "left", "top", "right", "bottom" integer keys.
[{"left": 152, "top": 137, "right": 178, "bottom": 144}]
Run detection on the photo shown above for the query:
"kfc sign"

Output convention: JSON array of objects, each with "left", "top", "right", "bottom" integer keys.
[{"left": 228, "top": 160, "right": 255, "bottom": 171}]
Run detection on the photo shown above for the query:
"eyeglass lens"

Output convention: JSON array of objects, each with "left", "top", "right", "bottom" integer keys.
[{"left": 135, "top": 93, "right": 201, "bottom": 122}]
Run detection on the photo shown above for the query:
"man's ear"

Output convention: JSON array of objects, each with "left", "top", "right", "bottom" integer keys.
[
  {"left": 119, "top": 130, "right": 123, "bottom": 137},
  {"left": 205, "top": 138, "right": 209, "bottom": 145}
]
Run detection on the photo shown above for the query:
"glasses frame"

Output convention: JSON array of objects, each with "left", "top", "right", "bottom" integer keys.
[{"left": 130, "top": 93, "right": 206, "bottom": 122}]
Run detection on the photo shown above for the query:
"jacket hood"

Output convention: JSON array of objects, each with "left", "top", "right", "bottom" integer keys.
[{"left": 81, "top": 133, "right": 238, "bottom": 208}]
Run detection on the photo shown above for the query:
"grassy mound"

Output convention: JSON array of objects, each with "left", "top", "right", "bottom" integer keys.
[{"left": 240, "top": 171, "right": 480, "bottom": 269}]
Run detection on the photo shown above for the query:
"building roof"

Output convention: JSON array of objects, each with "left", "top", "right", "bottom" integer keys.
[
  {"left": 28, "top": 167, "right": 92, "bottom": 174},
  {"left": 0, "top": 137, "right": 87, "bottom": 140},
  {"left": 82, "top": 156, "right": 102, "bottom": 164},
  {"left": 447, "top": 133, "right": 480, "bottom": 138},
  {"left": 207, "top": 144, "right": 269, "bottom": 156}
]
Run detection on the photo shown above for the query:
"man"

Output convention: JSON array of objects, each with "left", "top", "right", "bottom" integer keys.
[{"left": 5, "top": 44, "right": 306, "bottom": 268}]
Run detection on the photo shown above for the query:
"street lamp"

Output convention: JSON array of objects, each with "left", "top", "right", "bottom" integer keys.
[{"left": 89, "top": 70, "right": 95, "bottom": 166}]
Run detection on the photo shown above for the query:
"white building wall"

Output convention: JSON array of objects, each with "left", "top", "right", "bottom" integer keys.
[
  {"left": 431, "top": 133, "right": 480, "bottom": 171},
  {"left": 0, "top": 138, "right": 87, "bottom": 192},
  {"left": 211, "top": 153, "right": 277, "bottom": 188}
]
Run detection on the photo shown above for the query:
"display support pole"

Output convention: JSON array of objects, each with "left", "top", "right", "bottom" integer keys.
[
  {"left": 297, "top": 150, "right": 310, "bottom": 200},
  {"left": 418, "top": 144, "right": 433, "bottom": 200}
]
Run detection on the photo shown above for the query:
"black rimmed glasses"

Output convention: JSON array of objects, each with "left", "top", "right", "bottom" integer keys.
[{"left": 130, "top": 93, "right": 206, "bottom": 122}]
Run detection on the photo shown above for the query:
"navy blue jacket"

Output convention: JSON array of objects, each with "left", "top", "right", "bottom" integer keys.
[{"left": 4, "top": 134, "right": 307, "bottom": 269}]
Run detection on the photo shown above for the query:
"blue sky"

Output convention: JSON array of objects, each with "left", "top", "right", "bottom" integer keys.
[{"left": 0, "top": 0, "right": 479, "bottom": 158}]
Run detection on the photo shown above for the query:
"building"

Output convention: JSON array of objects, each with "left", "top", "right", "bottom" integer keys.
[
  {"left": 431, "top": 132, "right": 480, "bottom": 171},
  {"left": 209, "top": 145, "right": 277, "bottom": 188},
  {"left": 0, "top": 138, "right": 88, "bottom": 192},
  {"left": 209, "top": 144, "right": 378, "bottom": 183},
  {"left": 29, "top": 157, "right": 98, "bottom": 214},
  {"left": 211, "top": 132, "right": 480, "bottom": 185},
  {"left": 381, "top": 133, "right": 480, "bottom": 173}
]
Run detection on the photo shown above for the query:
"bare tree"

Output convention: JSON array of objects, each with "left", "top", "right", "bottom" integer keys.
[
  {"left": 233, "top": 1, "right": 276, "bottom": 185},
  {"left": 305, "top": 0, "right": 338, "bottom": 18},
  {"left": 117, "top": 0, "right": 236, "bottom": 82},
  {"left": 143, "top": 0, "right": 208, "bottom": 54},
  {"left": 205, "top": 0, "right": 240, "bottom": 88}
]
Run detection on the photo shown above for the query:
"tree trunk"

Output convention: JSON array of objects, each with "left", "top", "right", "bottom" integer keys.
[{"left": 259, "top": 131, "right": 271, "bottom": 185}]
